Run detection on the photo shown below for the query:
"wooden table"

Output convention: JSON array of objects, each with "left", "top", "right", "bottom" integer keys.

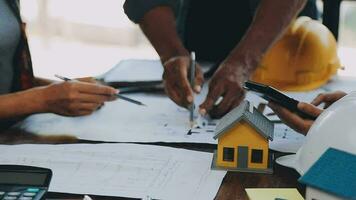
[{"left": 0, "top": 129, "right": 304, "bottom": 200}]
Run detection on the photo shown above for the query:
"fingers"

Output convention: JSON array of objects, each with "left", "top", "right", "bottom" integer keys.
[
  {"left": 180, "top": 75, "right": 194, "bottom": 104},
  {"left": 268, "top": 102, "right": 300, "bottom": 123},
  {"left": 76, "top": 77, "right": 98, "bottom": 84},
  {"left": 268, "top": 102, "right": 312, "bottom": 134},
  {"left": 230, "top": 91, "right": 246, "bottom": 109},
  {"left": 311, "top": 93, "right": 325, "bottom": 106},
  {"left": 164, "top": 81, "right": 184, "bottom": 107},
  {"left": 61, "top": 102, "right": 103, "bottom": 117},
  {"left": 297, "top": 102, "right": 323, "bottom": 117},
  {"left": 163, "top": 56, "right": 200, "bottom": 108},
  {"left": 209, "top": 89, "right": 245, "bottom": 118},
  {"left": 77, "top": 93, "right": 115, "bottom": 104},
  {"left": 64, "top": 82, "right": 117, "bottom": 104},
  {"left": 199, "top": 83, "right": 224, "bottom": 116},
  {"left": 45, "top": 81, "right": 117, "bottom": 117},
  {"left": 79, "top": 102, "right": 103, "bottom": 111},
  {"left": 311, "top": 91, "right": 347, "bottom": 108},
  {"left": 200, "top": 75, "right": 246, "bottom": 118},
  {"left": 194, "top": 65, "right": 204, "bottom": 93},
  {"left": 74, "top": 82, "right": 118, "bottom": 96}
]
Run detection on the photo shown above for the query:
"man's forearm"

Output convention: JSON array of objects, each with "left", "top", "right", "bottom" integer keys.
[
  {"left": 226, "top": 0, "right": 307, "bottom": 74},
  {"left": 140, "top": 6, "right": 188, "bottom": 63}
]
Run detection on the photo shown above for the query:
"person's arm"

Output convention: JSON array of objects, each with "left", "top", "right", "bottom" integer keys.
[
  {"left": 0, "top": 88, "right": 46, "bottom": 119},
  {"left": 33, "top": 76, "right": 99, "bottom": 87},
  {"left": 139, "top": 6, "right": 187, "bottom": 62},
  {"left": 33, "top": 77, "right": 55, "bottom": 86},
  {"left": 139, "top": 6, "right": 204, "bottom": 107},
  {"left": 311, "top": 91, "right": 347, "bottom": 108},
  {"left": 200, "top": 0, "right": 307, "bottom": 118},
  {"left": 0, "top": 81, "right": 118, "bottom": 120},
  {"left": 227, "top": 0, "right": 308, "bottom": 73},
  {"left": 268, "top": 102, "right": 322, "bottom": 135},
  {"left": 268, "top": 91, "right": 347, "bottom": 134}
]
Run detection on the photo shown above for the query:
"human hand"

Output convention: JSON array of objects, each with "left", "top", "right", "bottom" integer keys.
[
  {"left": 39, "top": 81, "right": 118, "bottom": 116},
  {"left": 199, "top": 61, "right": 247, "bottom": 118},
  {"left": 76, "top": 77, "right": 99, "bottom": 84},
  {"left": 268, "top": 101, "right": 323, "bottom": 135},
  {"left": 162, "top": 56, "right": 204, "bottom": 107},
  {"left": 311, "top": 91, "right": 347, "bottom": 109}
]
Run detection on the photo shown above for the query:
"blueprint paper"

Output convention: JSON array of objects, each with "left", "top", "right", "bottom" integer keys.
[
  {"left": 18, "top": 89, "right": 264, "bottom": 144},
  {"left": 269, "top": 124, "right": 305, "bottom": 153},
  {"left": 0, "top": 144, "right": 226, "bottom": 200},
  {"left": 19, "top": 91, "right": 304, "bottom": 153},
  {"left": 20, "top": 88, "right": 218, "bottom": 144},
  {"left": 19, "top": 75, "right": 355, "bottom": 152}
]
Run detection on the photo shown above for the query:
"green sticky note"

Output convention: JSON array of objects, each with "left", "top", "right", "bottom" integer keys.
[{"left": 245, "top": 188, "right": 304, "bottom": 200}]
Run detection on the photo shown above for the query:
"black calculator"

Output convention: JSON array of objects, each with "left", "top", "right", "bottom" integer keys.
[{"left": 0, "top": 165, "right": 52, "bottom": 200}]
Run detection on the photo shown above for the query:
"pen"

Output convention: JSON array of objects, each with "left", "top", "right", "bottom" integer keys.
[
  {"left": 54, "top": 74, "right": 146, "bottom": 106},
  {"left": 189, "top": 52, "right": 196, "bottom": 127}
]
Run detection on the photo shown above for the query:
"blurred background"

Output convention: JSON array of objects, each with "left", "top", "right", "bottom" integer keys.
[{"left": 20, "top": 0, "right": 356, "bottom": 79}]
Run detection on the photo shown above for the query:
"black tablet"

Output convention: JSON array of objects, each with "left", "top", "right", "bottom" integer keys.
[{"left": 244, "top": 81, "right": 316, "bottom": 120}]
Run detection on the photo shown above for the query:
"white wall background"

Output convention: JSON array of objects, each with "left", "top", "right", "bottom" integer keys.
[{"left": 20, "top": 0, "right": 356, "bottom": 79}]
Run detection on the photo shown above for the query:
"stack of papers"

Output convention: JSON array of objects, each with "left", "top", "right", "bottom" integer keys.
[{"left": 0, "top": 144, "right": 226, "bottom": 200}]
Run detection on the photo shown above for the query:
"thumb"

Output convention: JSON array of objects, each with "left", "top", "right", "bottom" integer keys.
[{"left": 298, "top": 102, "right": 323, "bottom": 117}]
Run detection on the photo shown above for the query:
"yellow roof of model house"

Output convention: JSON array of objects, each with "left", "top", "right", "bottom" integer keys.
[{"left": 214, "top": 101, "right": 274, "bottom": 140}]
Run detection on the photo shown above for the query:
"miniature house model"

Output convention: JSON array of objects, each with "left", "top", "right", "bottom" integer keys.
[
  {"left": 299, "top": 148, "right": 356, "bottom": 200},
  {"left": 211, "top": 101, "right": 274, "bottom": 173}
]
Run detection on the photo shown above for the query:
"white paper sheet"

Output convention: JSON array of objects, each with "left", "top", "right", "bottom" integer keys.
[
  {"left": 100, "top": 59, "right": 163, "bottom": 82},
  {"left": 269, "top": 124, "right": 305, "bottom": 153},
  {"left": 0, "top": 144, "right": 226, "bottom": 200}
]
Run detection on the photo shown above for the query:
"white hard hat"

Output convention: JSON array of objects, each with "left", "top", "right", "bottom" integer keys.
[{"left": 276, "top": 91, "right": 356, "bottom": 175}]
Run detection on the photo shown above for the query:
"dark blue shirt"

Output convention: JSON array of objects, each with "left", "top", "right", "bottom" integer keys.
[
  {"left": 124, "top": 0, "right": 317, "bottom": 62},
  {"left": 0, "top": 0, "right": 20, "bottom": 94}
]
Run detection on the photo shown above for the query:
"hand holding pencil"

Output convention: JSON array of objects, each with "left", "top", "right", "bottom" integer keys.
[
  {"left": 55, "top": 75, "right": 146, "bottom": 106},
  {"left": 162, "top": 54, "right": 204, "bottom": 108},
  {"left": 37, "top": 79, "right": 118, "bottom": 116}
]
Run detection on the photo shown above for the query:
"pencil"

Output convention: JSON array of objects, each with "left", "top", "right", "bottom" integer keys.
[
  {"left": 116, "top": 94, "right": 146, "bottom": 106},
  {"left": 189, "top": 52, "right": 196, "bottom": 127},
  {"left": 54, "top": 74, "right": 146, "bottom": 106}
]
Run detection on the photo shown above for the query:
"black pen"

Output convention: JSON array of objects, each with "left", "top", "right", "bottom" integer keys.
[{"left": 54, "top": 74, "right": 146, "bottom": 106}]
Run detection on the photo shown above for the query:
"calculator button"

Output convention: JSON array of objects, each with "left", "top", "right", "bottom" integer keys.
[
  {"left": 26, "top": 188, "right": 39, "bottom": 193},
  {"left": 7, "top": 192, "right": 21, "bottom": 196},
  {"left": 3, "top": 196, "right": 17, "bottom": 200},
  {"left": 19, "top": 197, "right": 33, "bottom": 200},
  {"left": 23, "top": 193, "right": 36, "bottom": 197},
  {"left": 0, "top": 191, "right": 5, "bottom": 195}
]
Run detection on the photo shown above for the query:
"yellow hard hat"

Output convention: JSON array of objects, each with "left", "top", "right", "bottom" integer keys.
[{"left": 252, "top": 16, "right": 341, "bottom": 91}]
